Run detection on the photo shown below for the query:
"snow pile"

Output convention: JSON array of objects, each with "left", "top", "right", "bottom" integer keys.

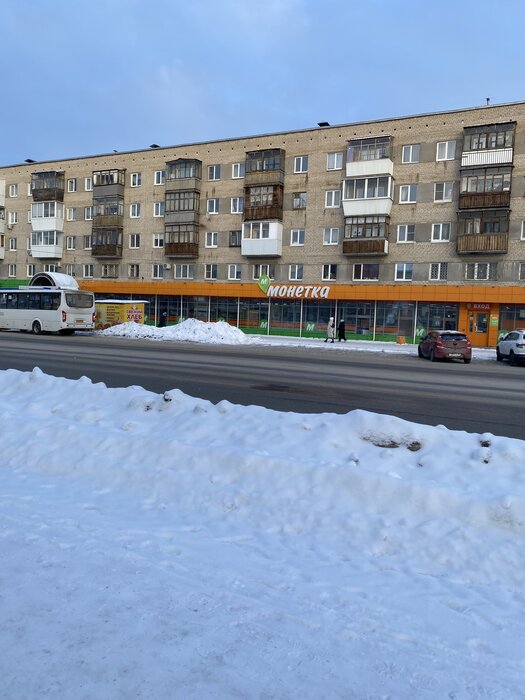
[
  {"left": 1, "top": 367, "right": 524, "bottom": 698},
  {"left": 99, "top": 317, "right": 256, "bottom": 344}
]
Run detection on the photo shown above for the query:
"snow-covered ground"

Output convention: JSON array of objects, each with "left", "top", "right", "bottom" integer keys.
[{"left": 1, "top": 320, "right": 522, "bottom": 699}]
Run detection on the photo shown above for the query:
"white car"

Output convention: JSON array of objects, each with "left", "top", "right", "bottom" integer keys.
[{"left": 496, "top": 329, "right": 525, "bottom": 365}]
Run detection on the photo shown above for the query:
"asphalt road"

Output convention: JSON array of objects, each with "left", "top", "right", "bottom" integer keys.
[{"left": 0, "top": 331, "right": 523, "bottom": 440}]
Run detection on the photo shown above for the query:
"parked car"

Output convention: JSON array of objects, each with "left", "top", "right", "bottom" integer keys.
[
  {"left": 496, "top": 329, "right": 525, "bottom": 365},
  {"left": 418, "top": 330, "right": 472, "bottom": 363}
]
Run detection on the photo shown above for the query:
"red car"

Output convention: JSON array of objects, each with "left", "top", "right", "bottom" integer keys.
[{"left": 418, "top": 330, "right": 472, "bottom": 364}]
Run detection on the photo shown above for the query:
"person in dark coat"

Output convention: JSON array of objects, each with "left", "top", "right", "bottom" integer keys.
[
  {"left": 158, "top": 311, "right": 167, "bottom": 328},
  {"left": 338, "top": 318, "right": 346, "bottom": 342}
]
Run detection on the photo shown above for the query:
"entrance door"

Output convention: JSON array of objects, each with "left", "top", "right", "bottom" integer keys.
[{"left": 468, "top": 310, "right": 489, "bottom": 346}]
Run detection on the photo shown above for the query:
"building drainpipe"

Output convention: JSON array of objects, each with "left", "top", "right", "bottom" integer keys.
[
  {"left": 373, "top": 300, "right": 377, "bottom": 341},
  {"left": 299, "top": 299, "right": 303, "bottom": 338},
  {"left": 413, "top": 301, "right": 418, "bottom": 344}
]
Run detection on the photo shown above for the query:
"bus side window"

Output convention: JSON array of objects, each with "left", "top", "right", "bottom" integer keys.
[
  {"left": 0, "top": 293, "right": 6, "bottom": 308},
  {"left": 52, "top": 293, "right": 60, "bottom": 310},
  {"left": 28, "top": 293, "right": 41, "bottom": 310},
  {"left": 17, "top": 293, "right": 29, "bottom": 310},
  {"left": 6, "top": 294, "right": 17, "bottom": 309}
]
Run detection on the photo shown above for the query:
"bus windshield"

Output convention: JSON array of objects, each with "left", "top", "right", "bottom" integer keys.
[{"left": 65, "top": 292, "right": 94, "bottom": 309}]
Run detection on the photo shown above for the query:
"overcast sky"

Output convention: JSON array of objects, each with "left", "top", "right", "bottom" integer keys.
[{"left": 1, "top": 0, "right": 524, "bottom": 165}]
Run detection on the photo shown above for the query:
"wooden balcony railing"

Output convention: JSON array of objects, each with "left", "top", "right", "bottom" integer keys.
[
  {"left": 456, "top": 233, "right": 508, "bottom": 255},
  {"left": 91, "top": 244, "right": 123, "bottom": 258},
  {"left": 342, "top": 238, "right": 389, "bottom": 256},
  {"left": 164, "top": 242, "right": 199, "bottom": 258},
  {"left": 458, "top": 191, "right": 511, "bottom": 209}
]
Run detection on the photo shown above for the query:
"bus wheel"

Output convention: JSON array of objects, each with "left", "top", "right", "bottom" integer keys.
[{"left": 32, "top": 321, "right": 42, "bottom": 335}]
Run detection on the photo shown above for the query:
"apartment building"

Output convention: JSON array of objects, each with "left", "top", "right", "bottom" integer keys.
[{"left": 1, "top": 101, "right": 525, "bottom": 346}]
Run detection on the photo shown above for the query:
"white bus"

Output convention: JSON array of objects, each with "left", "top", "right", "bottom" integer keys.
[{"left": 0, "top": 272, "right": 95, "bottom": 335}]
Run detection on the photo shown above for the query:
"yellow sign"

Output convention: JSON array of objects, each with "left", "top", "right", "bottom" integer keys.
[{"left": 95, "top": 301, "right": 146, "bottom": 329}]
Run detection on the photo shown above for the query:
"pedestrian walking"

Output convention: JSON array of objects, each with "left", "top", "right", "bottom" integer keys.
[
  {"left": 325, "top": 317, "right": 335, "bottom": 343},
  {"left": 338, "top": 318, "right": 346, "bottom": 342}
]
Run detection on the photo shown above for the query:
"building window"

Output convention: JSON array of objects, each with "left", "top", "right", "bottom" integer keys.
[
  {"left": 322, "top": 264, "right": 337, "bottom": 281},
  {"left": 327, "top": 152, "right": 343, "bottom": 170},
  {"left": 154, "top": 170, "right": 165, "bottom": 185},
  {"left": 229, "top": 230, "right": 242, "bottom": 247},
  {"left": 101, "top": 264, "right": 119, "bottom": 278},
  {"left": 205, "top": 231, "right": 218, "bottom": 248},
  {"left": 243, "top": 221, "right": 270, "bottom": 239},
  {"left": 465, "top": 129, "right": 513, "bottom": 151},
  {"left": 152, "top": 264, "right": 164, "bottom": 280},
  {"left": 345, "top": 216, "right": 387, "bottom": 239},
  {"left": 8, "top": 211, "right": 18, "bottom": 225},
  {"left": 323, "top": 227, "right": 339, "bottom": 245},
  {"left": 66, "top": 236, "right": 76, "bottom": 250},
  {"left": 207, "top": 198, "right": 219, "bottom": 215},
  {"left": 208, "top": 165, "right": 221, "bottom": 181},
  {"left": 84, "top": 177, "right": 93, "bottom": 191},
  {"left": 432, "top": 223, "right": 451, "bottom": 242},
  {"left": 460, "top": 170, "right": 511, "bottom": 194},
  {"left": 290, "top": 228, "right": 305, "bottom": 246},
  {"left": 165, "top": 191, "right": 199, "bottom": 213},
  {"left": 520, "top": 262, "right": 525, "bottom": 281},
  {"left": 153, "top": 201, "right": 165, "bottom": 217},
  {"left": 397, "top": 224, "right": 415, "bottom": 243},
  {"left": 9, "top": 237, "right": 16, "bottom": 251},
  {"left": 83, "top": 264, "right": 94, "bottom": 278},
  {"left": 434, "top": 182, "right": 454, "bottom": 202},
  {"left": 521, "top": 221, "right": 525, "bottom": 240},
  {"left": 151, "top": 263, "right": 164, "bottom": 280},
  {"left": 436, "top": 141, "right": 456, "bottom": 161},
  {"left": 129, "top": 264, "right": 140, "bottom": 278},
  {"left": 43, "top": 264, "right": 58, "bottom": 273},
  {"left": 27, "top": 264, "right": 35, "bottom": 278},
  {"left": 353, "top": 263, "right": 379, "bottom": 281},
  {"left": 344, "top": 176, "right": 391, "bottom": 199},
  {"left": 228, "top": 264, "right": 242, "bottom": 280},
  {"left": 232, "top": 162, "right": 245, "bottom": 179},
  {"left": 84, "top": 206, "right": 93, "bottom": 221},
  {"left": 130, "top": 203, "right": 141, "bottom": 218},
  {"left": 294, "top": 155, "right": 309, "bottom": 173},
  {"left": 131, "top": 172, "right": 142, "bottom": 187},
  {"left": 67, "top": 178, "right": 77, "bottom": 193},
  {"left": 129, "top": 233, "right": 140, "bottom": 248},
  {"left": 8, "top": 264, "right": 16, "bottom": 277},
  {"left": 429, "top": 262, "right": 448, "bottom": 280},
  {"left": 293, "top": 192, "right": 307, "bottom": 209},
  {"left": 253, "top": 264, "right": 275, "bottom": 280},
  {"left": 9, "top": 184, "right": 18, "bottom": 197},
  {"left": 175, "top": 264, "right": 194, "bottom": 279},
  {"left": 289, "top": 264, "right": 303, "bottom": 281},
  {"left": 66, "top": 207, "right": 76, "bottom": 221},
  {"left": 65, "top": 264, "right": 75, "bottom": 276},
  {"left": 231, "top": 196, "right": 244, "bottom": 214},
  {"left": 465, "top": 262, "right": 497, "bottom": 281},
  {"left": 399, "top": 184, "right": 417, "bottom": 203},
  {"left": 395, "top": 263, "right": 413, "bottom": 281},
  {"left": 402, "top": 144, "right": 420, "bottom": 163},
  {"left": 84, "top": 235, "right": 93, "bottom": 250},
  {"left": 205, "top": 263, "right": 218, "bottom": 280},
  {"left": 153, "top": 233, "right": 164, "bottom": 248},
  {"left": 325, "top": 190, "right": 341, "bottom": 208}
]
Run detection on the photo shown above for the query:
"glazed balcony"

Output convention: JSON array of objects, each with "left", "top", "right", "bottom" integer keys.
[
  {"left": 91, "top": 243, "right": 123, "bottom": 258},
  {"left": 342, "top": 238, "right": 389, "bottom": 256},
  {"left": 0, "top": 206, "right": 4, "bottom": 234},
  {"left": 0, "top": 234, "right": 4, "bottom": 259},
  {"left": 456, "top": 232, "right": 508, "bottom": 255},
  {"left": 31, "top": 172, "right": 65, "bottom": 202},
  {"left": 92, "top": 213, "right": 124, "bottom": 228},
  {"left": 243, "top": 203, "right": 284, "bottom": 222},
  {"left": 30, "top": 231, "right": 63, "bottom": 259},
  {"left": 458, "top": 192, "right": 511, "bottom": 209}
]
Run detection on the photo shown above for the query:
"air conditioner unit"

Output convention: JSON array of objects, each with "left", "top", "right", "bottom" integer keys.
[
  {"left": 163, "top": 263, "right": 171, "bottom": 269},
  {"left": 7, "top": 224, "right": 13, "bottom": 230}
]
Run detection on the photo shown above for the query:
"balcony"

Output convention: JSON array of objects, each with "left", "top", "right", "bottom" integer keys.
[
  {"left": 241, "top": 238, "right": 282, "bottom": 257},
  {"left": 243, "top": 203, "right": 283, "bottom": 222},
  {"left": 458, "top": 191, "right": 511, "bottom": 209},
  {"left": 91, "top": 243, "right": 123, "bottom": 258},
  {"left": 342, "top": 238, "right": 389, "bottom": 256},
  {"left": 456, "top": 232, "right": 508, "bottom": 255},
  {"left": 0, "top": 234, "right": 4, "bottom": 259},
  {"left": 31, "top": 172, "right": 65, "bottom": 202},
  {"left": 30, "top": 243, "right": 64, "bottom": 259},
  {"left": 164, "top": 242, "right": 199, "bottom": 258},
  {"left": 461, "top": 147, "right": 513, "bottom": 167},
  {"left": 92, "top": 213, "right": 124, "bottom": 228},
  {"left": 0, "top": 206, "right": 4, "bottom": 234},
  {"left": 165, "top": 177, "right": 201, "bottom": 193},
  {"left": 346, "top": 136, "right": 393, "bottom": 178}
]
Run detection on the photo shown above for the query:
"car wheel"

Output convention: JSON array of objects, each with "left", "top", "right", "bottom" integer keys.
[
  {"left": 32, "top": 321, "right": 42, "bottom": 335},
  {"left": 509, "top": 351, "right": 517, "bottom": 366},
  {"left": 496, "top": 348, "right": 503, "bottom": 362},
  {"left": 430, "top": 349, "right": 436, "bottom": 362},
  {"left": 418, "top": 346, "right": 424, "bottom": 358}
]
